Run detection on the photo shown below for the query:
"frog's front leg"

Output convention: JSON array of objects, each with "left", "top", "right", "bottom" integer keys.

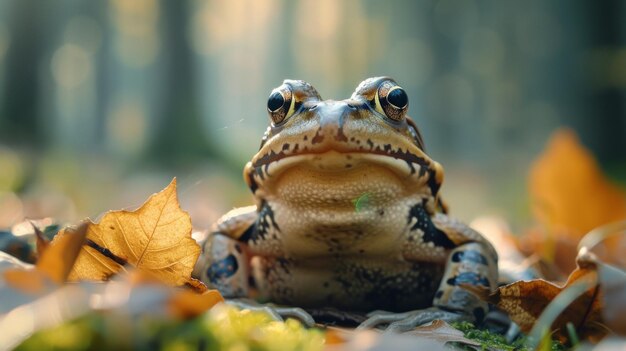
[
  {"left": 359, "top": 237, "right": 497, "bottom": 332},
  {"left": 194, "top": 232, "right": 250, "bottom": 298},
  {"left": 193, "top": 207, "right": 314, "bottom": 326}
]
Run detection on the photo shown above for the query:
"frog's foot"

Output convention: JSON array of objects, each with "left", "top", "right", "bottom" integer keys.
[
  {"left": 356, "top": 307, "right": 471, "bottom": 333},
  {"left": 226, "top": 298, "right": 315, "bottom": 327}
]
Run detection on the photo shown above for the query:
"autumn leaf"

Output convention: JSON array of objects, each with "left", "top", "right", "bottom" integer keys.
[
  {"left": 523, "top": 129, "right": 626, "bottom": 271},
  {"left": 463, "top": 254, "right": 605, "bottom": 342},
  {"left": 167, "top": 290, "right": 224, "bottom": 319},
  {"left": 37, "top": 222, "right": 88, "bottom": 284},
  {"left": 61, "top": 178, "right": 202, "bottom": 288},
  {"left": 529, "top": 129, "right": 626, "bottom": 235},
  {"left": 3, "top": 222, "right": 87, "bottom": 295}
]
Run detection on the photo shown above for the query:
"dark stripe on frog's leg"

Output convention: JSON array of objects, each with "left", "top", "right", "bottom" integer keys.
[
  {"left": 433, "top": 242, "right": 497, "bottom": 323},
  {"left": 243, "top": 201, "right": 280, "bottom": 243},
  {"left": 246, "top": 169, "right": 259, "bottom": 193},
  {"left": 472, "top": 307, "right": 485, "bottom": 322},
  {"left": 238, "top": 223, "right": 256, "bottom": 242},
  {"left": 446, "top": 272, "right": 490, "bottom": 287},
  {"left": 407, "top": 202, "right": 455, "bottom": 249}
]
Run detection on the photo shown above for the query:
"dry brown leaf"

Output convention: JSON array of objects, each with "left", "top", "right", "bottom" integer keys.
[
  {"left": 463, "top": 256, "right": 604, "bottom": 341},
  {"left": 61, "top": 178, "right": 201, "bottom": 288},
  {"left": 3, "top": 222, "right": 88, "bottom": 294},
  {"left": 167, "top": 289, "right": 224, "bottom": 319},
  {"left": 37, "top": 222, "right": 88, "bottom": 284},
  {"left": 525, "top": 129, "right": 626, "bottom": 270}
]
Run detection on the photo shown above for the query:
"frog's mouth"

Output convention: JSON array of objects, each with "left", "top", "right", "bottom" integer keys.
[
  {"left": 247, "top": 148, "right": 443, "bottom": 200},
  {"left": 252, "top": 145, "right": 432, "bottom": 177}
]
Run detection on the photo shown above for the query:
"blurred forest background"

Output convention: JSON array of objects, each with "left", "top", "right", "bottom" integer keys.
[{"left": 0, "top": 0, "right": 625, "bottom": 231}]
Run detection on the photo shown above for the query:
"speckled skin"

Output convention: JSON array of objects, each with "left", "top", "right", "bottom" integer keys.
[{"left": 194, "top": 77, "right": 498, "bottom": 327}]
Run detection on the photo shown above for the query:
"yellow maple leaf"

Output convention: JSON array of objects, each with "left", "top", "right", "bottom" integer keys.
[{"left": 61, "top": 178, "right": 201, "bottom": 287}]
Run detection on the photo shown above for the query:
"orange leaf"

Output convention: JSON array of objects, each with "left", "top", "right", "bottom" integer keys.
[
  {"left": 525, "top": 129, "right": 626, "bottom": 273},
  {"left": 529, "top": 129, "right": 626, "bottom": 239},
  {"left": 167, "top": 289, "right": 224, "bottom": 319},
  {"left": 3, "top": 222, "right": 88, "bottom": 294},
  {"left": 2, "top": 269, "right": 47, "bottom": 294},
  {"left": 323, "top": 327, "right": 348, "bottom": 345},
  {"left": 60, "top": 178, "right": 201, "bottom": 288},
  {"left": 37, "top": 222, "right": 88, "bottom": 284}
]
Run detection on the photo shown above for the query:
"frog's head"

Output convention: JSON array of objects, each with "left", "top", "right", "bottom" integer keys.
[{"left": 244, "top": 77, "right": 445, "bottom": 210}]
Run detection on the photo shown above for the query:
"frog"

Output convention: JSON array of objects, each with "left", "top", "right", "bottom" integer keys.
[{"left": 193, "top": 77, "right": 498, "bottom": 332}]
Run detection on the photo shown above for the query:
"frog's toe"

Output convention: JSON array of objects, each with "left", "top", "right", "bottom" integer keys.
[
  {"left": 356, "top": 310, "right": 411, "bottom": 330},
  {"left": 358, "top": 307, "right": 471, "bottom": 333},
  {"left": 267, "top": 304, "right": 316, "bottom": 327},
  {"left": 226, "top": 298, "right": 315, "bottom": 327},
  {"left": 365, "top": 309, "right": 393, "bottom": 317}
]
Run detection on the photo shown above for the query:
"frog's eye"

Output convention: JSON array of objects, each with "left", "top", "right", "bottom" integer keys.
[
  {"left": 267, "top": 85, "right": 296, "bottom": 125},
  {"left": 374, "top": 81, "right": 408, "bottom": 122}
]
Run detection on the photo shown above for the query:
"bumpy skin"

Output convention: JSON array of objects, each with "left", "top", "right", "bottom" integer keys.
[{"left": 194, "top": 77, "right": 498, "bottom": 330}]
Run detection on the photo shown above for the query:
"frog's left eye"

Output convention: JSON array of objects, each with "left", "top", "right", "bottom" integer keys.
[
  {"left": 267, "top": 85, "right": 296, "bottom": 125},
  {"left": 374, "top": 81, "right": 408, "bottom": 121}
]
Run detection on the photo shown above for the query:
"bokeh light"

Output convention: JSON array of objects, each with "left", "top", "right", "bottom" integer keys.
[{"left": 0, "top": 0, "right": 623, "bottom": 228}]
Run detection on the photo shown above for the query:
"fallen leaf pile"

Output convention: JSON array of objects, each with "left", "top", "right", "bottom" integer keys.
[
  {"left": 0, "top": 179, "right": 228, "bottom": 349},
  {"left": 467, "top": 128, "right": 626, "bottom": 347}
]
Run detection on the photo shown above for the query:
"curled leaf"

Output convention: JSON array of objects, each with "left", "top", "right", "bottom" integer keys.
[
  {"left": 3, "top": 222, "right": 88, "bottom": 295},
  {"left": 37, "top": 222, "right": 88, "bottom": 284}
]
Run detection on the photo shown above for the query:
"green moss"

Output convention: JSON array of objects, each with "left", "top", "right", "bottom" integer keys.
[{"left": 451, "top": 321, "right": 564, "bottom": 351}]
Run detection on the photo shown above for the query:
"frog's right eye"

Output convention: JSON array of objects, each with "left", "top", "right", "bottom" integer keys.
[
  {"left": 374, "top": 80, "right": 408, "bottom": 122},
  {"left": 267, "top": 85, "right": 296, "bottom": 125}
]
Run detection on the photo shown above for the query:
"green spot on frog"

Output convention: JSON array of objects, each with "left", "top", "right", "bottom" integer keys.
[{"left": 353, "top": 193, "right": 371, "bottom": 213}]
